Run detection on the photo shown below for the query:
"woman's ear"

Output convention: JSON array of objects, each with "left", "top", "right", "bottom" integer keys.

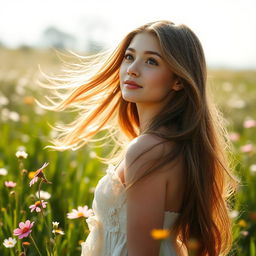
[{"left": 171, "top": 78, "right": 184, "bottom": 91}]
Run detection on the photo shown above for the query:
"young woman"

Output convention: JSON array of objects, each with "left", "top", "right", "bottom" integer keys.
[{"left": 38, "top": 20, "right": 238, "bottom": 256}]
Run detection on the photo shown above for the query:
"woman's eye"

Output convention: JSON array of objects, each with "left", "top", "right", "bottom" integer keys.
[
  {"left": 146, "top": 58, "right": 158, "bottom": 66},
  {"left": 124, "top": 54, "right": 133, "bottom": 60}
]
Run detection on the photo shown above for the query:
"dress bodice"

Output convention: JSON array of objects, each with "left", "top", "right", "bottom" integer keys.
[{"left": 81, "top": 164, "right": 179, "bottom": 256}]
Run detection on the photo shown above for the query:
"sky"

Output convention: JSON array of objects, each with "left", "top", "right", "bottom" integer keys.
[{"left": 0, "top": 0, "right": 256, "bottom": 69}]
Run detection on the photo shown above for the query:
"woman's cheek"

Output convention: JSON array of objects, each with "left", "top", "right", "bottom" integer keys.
[
  {"left": 145, "top": 71, "right": 158, "bottom": 85},
  {"left": 119, "top": 66, "right": 125, "bottom": 82}
]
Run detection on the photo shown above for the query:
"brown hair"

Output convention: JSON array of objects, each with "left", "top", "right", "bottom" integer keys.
[{"left": 37, "top": 20, "right": 238, "bottom": 255}]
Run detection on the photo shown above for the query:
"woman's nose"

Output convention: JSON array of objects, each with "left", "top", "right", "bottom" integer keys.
[{"left": 126, "top": 62, "right": 140, "bottom": 77}]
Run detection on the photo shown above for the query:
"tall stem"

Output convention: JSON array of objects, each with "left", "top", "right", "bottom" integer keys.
[
  {"left": 29, "top": 234, "right": 42, "bottom": 256},
  {"left": 38, "top": 181, "right": 51, "bottom": 233},
  {"left": 38, "top": 180, "right": 53, "bottom": 253}
]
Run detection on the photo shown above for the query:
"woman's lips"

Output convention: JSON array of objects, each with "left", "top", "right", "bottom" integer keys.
[
  {"left": 124, "top": 80, "right": 142, "bottom": 89},
  {"left": 124, "top": 84, "right": 142, "bottom": 89}
]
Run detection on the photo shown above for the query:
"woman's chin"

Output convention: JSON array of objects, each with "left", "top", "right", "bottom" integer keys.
[{"left": 121, "top": 94, "right": 139, "bottom": 103}]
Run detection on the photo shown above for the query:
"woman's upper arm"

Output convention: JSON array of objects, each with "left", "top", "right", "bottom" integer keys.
[{"left": 124, "top": 135, "right": 168, "bottom": 256}]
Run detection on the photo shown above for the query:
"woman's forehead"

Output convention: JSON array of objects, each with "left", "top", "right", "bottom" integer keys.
[{"left": 127, "top": 32, "right": 161, "bottom": 53}]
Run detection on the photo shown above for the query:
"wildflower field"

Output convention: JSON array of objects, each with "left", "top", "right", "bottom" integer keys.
[{"left": 0, "top": 48, "right": 256, "bottom": 255}]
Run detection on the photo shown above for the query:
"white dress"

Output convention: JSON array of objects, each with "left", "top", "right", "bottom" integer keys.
[{"left": 81, "top": 164, "right": 179, "bottom": 256}]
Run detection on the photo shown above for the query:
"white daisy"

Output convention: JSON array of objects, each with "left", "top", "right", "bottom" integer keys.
[
  {"left": 67, "top": 206, "right": 94, "bottom": 219},
  {"left": 36, "top": 190, "right": 51, "bottom": 200},
  {"left": 3, "top": 237, "right": 17, "bottom": 248},
  {"left": 0, "top": 168, "right": 8, "bottom": 176},
  {"left": 15, "top": 150, "right": 28, "bottom": 159}
]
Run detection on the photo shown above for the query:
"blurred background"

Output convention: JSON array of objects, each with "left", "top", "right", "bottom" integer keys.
[
  {"left": 0, "top": 0, "right": 256, "bottom": 69},
  {"left": 0, "top": 0, "right": 256, "bottom": 255}
]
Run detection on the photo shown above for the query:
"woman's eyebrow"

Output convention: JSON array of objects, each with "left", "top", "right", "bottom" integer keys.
[{"left": 127, "top": 47, "right": 163, "bottom": 59}]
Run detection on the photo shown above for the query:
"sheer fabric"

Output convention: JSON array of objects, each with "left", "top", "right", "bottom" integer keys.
[{"left": 81, "top": 164, "right": 179, "bottom": 256}]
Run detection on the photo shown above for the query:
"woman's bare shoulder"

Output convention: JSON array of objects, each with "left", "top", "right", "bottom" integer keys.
[
  {"left": 124, "top": 134, "right": 177, "bottom": 175},
  {"left": 126, "top": 134, "right": 175, "bottom": 160}
]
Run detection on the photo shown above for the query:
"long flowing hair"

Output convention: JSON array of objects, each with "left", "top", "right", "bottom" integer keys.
[{"left": 36, "top": 20, "right": 238, "bottom": 256}]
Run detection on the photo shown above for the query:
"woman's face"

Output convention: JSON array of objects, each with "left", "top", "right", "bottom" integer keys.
[{"left": 119, "top": 32, "right": 176, "bottom": 105}]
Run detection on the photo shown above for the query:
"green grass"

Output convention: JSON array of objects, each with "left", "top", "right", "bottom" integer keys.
[{"left": 0, "top": 48, "right": 256, "bottom": 255}]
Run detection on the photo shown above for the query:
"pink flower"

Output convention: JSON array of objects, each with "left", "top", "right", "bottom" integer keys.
[
  {"left": 244, "top": 119, "right": 256, "bottom": 128},
  {"left": 4, "top": 181, "right": 17, "bottom": 188},
  {"left": 13, "top": 220, "right": 34, "bottom": 239},
  {"left": 29, "top": 200, "right": 48, "bottom": 212},
  {"left": 29, "top": 162, "right": 50, "bottom": 187},
  {"left": 228, "top": 132, "right": 240, "bottom": 142},
  {"left": 240, "top": 230, "right": 249, "bottom": 236},
  {"left": 240, "top": 144, "right": 254, "bottom": 153},
  {"left": 29, "top": 176, "right": 39, "bottom": 187},
  {"left": 67, "top": 206, "right": 94, "bottom": 219}
]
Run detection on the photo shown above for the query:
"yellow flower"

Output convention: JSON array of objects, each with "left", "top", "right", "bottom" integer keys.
[
  {"left": 28, "top": 172, "right": 36, "bottom": 179},
  {"left": 238, "top": 219, "right": 248, "bottom": 228},
  {"left": 150, "top": 229, "right": 170, "bottom": 240},
  {"left": 23, "top": 96, "right": 34, "bottom": 105}
]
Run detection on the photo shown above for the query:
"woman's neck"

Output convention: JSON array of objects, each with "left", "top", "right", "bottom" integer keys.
[{"left": 136, "top": 103, "right": 164, "bottom": 134}]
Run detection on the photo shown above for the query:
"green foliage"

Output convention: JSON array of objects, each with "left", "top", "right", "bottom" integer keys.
[{"left": 0, "top": 49, "right": 256, "bottom": 255}]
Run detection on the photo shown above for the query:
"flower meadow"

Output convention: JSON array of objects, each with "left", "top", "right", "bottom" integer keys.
[{"left": 0, "top": 48, "right": 256, "bottom": 255}]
